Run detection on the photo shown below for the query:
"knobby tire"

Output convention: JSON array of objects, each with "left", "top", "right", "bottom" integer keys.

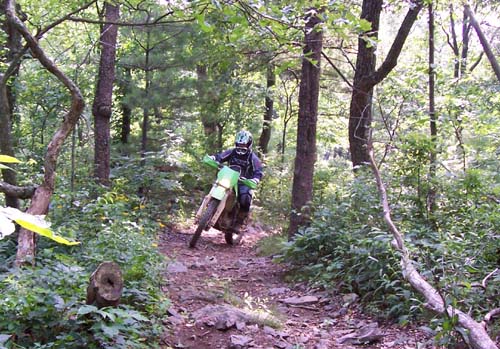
[{"left": 189, "top": 198, "right": 219, "bottom": 248}]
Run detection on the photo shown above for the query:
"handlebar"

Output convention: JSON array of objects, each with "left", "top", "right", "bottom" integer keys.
[{"left": 202, "top": 155, "right": 257, "bottom": 189}]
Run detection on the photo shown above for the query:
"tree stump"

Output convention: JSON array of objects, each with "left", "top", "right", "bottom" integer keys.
[{"left": 86, "top": 261, "right": 123, "bottom": 308}]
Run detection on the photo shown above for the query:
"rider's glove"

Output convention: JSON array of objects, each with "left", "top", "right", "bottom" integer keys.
[
  {"left": 208, "top": 155, "right": 216, "bottom": 161},
  {"left": 249, "top": 178, "right": 259, "bottom": 186}
]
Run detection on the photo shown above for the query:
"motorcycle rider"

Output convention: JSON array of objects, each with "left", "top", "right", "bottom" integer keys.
[{"left": 209, "top": 130, "right": 263, "bottom": 233}]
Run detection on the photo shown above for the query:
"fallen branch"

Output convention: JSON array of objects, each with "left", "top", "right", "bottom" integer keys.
[
  {"left": 286, "top": 304, "right": 319, "bottom": 311},
  {"left": 368, "top": 147, "right": 498, "bottom": 349},
  {"left": 484, "top": 308, "right": 500, "bottom": 325}
]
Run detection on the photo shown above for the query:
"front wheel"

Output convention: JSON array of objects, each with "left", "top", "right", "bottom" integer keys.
[{"left": 189, "top": 198, "right": 219, "bottom": 248}]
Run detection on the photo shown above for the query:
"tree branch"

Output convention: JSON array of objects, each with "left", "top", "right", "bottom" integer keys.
[
  {"left": 36, "top": 0, "right": 97, "bottom": 38},
  {"left": 0, "top": 181, "right": 36, "bottom": 199},
  {"left": 484, "top": 308, "right": 500, "bottom": 325},
  {"left": 464, "top": 4, "right": 500, "bottom": 82},
  {"left": 321, "top": 51, "right": 353, "bottom": 89},
  {"left": 469, "top": 51, "right": 484, "bottom": 72},
  {"left": 366, "top": 0, "right": 424, "bottom": 87},
  {"left": 67, "top": 12, "right": 187, "bottom": 27}
]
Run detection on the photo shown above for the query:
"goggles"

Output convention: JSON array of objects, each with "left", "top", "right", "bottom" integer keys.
[{"left": 235, "top": 146, "right": 249, "bottom": 155}]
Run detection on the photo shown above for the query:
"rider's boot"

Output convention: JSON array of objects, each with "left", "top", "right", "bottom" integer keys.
[{"left": 232, "top": 210, "right": 249, "bottom": 234}]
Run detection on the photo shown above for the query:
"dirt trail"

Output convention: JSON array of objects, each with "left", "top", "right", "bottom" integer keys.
[{"left": 159, "top": 224, "right": 431, "bottom": 349}]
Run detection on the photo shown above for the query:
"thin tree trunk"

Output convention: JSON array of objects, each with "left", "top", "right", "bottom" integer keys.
[
  {"left": 5, "top": 0, "right": 85, "bottom": 266},
  {"left": 119, "top": 68, "right": 132, "bottom": 144},
  {"left": 93, "top": 2, "right": 119, "bottom": 186},
  {"left": 448, "top": 4, "right": 460, "bottom": 78},
  {"left": 288, "top": 9, "right": 323, "bottom": 239},
  {"left": 258, "top": 63, "right": 275, "bottom": 155},
  {"left": 427, "top": 3, "right": 437, "bottom": 224},
  {"left": 141, "top": 105, "right": 149, "bottom": 167},
  {"left": 280, "top": 74, "right": 298, "bottom": 163},
  {"left": 120, "top": 103, "right": 131, "bottom": 144},
  {"left": 140, "top": 29, "right": 151, "bottom": 167},
  {"left": 464, "top": 4, "right": 500, "bottom": 82},
  {"left": 196, "top": 64, "right": 219, "bottom": 151},
  {"left": 460, "top": 7, "right": 472, "bottom": 77}
]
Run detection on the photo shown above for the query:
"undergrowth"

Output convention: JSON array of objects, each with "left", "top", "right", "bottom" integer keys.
[
  {"left": 0, "top": 176, "right": 169, "bottom": 349},
  {"left": 275, "top": 164, "right": 499, "bottom": 344}
]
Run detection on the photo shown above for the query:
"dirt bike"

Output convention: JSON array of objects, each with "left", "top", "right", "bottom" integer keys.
[{"left": 189, "top": 155, "right": 257, "bottom": 248}]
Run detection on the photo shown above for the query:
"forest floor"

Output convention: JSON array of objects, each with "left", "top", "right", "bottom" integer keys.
[{"left": 158, "top": 222, "right": 436, "bottom": 349}]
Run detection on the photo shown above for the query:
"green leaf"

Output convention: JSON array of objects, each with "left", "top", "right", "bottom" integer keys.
[
  {"left": 101, "top": 324, "right": 119, "bottom": 337},
  {"left": 305, "top": 57, "right": 318, "bottom": 66},
  {"left": 358, "top": 19, "right": 372, "bottom": 32},
  {"left": 0, "top": 213, "right": 16, "bottom": 239},
  {"left": 0, "top": 155, "right": 21, "bottom": 163},
  {"left": 14, "top": 218, "right": 80, "bottom": 246},
  {"left": 77, "top": 305, "right": 98, "bottom": 316},
  {"left": 96, "top": 309, "right": 116, "bottom": 321},
  {"left": 130, "top": 312, "right": 150, "bottom": 322},
  {"left": 0, "top": 164, "right": 14, "bottom": 171},
  {"left": 195, "top": 14, "right": 213, "bottom": 33},
  {"left": 0, "top": 207, "right": 80, "bottom": 245}
]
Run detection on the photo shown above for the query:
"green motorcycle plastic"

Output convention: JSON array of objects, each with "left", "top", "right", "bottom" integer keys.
[{"left": 189, "top": 155, "right": 257, "bottom": 248}]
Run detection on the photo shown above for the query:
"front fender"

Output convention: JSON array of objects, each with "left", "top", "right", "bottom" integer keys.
[{"left": 210, "top": 185, "right": 229, "bottom": 201}]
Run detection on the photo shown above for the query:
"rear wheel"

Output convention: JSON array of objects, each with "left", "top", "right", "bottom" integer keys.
[{"left": 189, "top": 198, "right": 219, "bottom": 248}]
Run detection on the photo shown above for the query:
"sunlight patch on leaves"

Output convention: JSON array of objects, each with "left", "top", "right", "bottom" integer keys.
[
  {"left": 0, "top": 155, "right": 21, "bottom": 163},
  {"left": 0, "top": 207, "right": 80, "bottom": 245}
]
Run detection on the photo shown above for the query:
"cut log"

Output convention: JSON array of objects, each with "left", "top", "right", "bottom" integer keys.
[{"left": 86, "top": 261, "right": 123, "bottom": 308}]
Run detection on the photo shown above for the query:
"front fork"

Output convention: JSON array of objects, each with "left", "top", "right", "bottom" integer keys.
[{"left": 195, "top": 186, "right": 230, "bottom": 228}]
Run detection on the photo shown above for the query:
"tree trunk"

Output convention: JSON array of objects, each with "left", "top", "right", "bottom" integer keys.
[
  {"left": 196, "top": 64, "right": 219, "bottom": 151},
  {"left": 93, "top": 2, "right": 119, "bottom": 186},
  {"left": 86, "top": 261, "right": 123, "bottom": 308},
  {"left": 141, "top": 106, "right": 149, "bottom": 167},
  {"left": 348, "top": 0, "right": 423, "bottom": 168},
  {"left": 288, "top": 9, "right": 323, "bottom": 239},
  {"left": 118, "top": 68, "right": 132, "bottom": 144},
  {"left": 448, "top": 4, "right": 460, "bottom": 78},
  {"left": 120, "top": 102, "right": 131, "bottom": 144},
  {"left": 460, "top": 6, "right": 472, "bottom": 77},
  {"left": 348, "top": 0, "right": 382, "bottom": 168},
  {"left": 140, "top": 29, "right": 151, "bottom": 167},
  {"left": 0, "top": 83, "right": 19, "bottom": 209},
  {"left": 0, "top": 0, "right": 23, "bottom": 209},
  {"left": 258, "top": 63, "right": 275, "bottom": 155},
  {"left": 5, "top": 0, "right": 85, "bottom": 266},
  {"left": 427, "top": 3, "right": 437, "bottom": 224},
  {"left": 464, "top": 4, "right": 500, "bottom": 82}
]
